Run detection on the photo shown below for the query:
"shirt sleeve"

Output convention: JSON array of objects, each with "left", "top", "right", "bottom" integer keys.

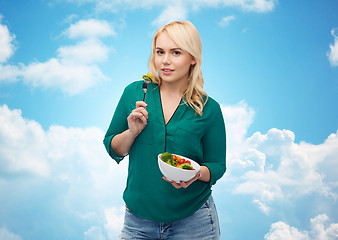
[
  {"left": 103, "top": 83, "right": 135, "bottom": 163},
  {"left": 201, "top": 102, "right": 226, "bottom": 186}
]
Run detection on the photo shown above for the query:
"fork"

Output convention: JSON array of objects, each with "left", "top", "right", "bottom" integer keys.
[{"left": 143, "top": 80, "right": 149, "bottom": 101}]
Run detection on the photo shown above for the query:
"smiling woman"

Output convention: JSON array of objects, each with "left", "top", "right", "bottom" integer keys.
[
  {"left": 103, "top": 20, "right": 226, "bottom": 240},
  {"left": 150, "top": 21, "right": 206, "bottom": 117}
]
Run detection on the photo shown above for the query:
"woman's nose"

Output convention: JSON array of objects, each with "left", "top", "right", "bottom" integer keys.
[{"left": 163, "top": 54, "right": 170, "bottom": 64}]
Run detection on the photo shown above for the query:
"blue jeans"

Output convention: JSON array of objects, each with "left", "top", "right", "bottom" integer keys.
[{"left": 120, "top": 195, "right": 220, "bottom": 240}]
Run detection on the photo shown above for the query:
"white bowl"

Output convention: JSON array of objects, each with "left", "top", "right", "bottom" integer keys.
[{"left": 158, "top": 153, "right": 200, "bottom": 183}]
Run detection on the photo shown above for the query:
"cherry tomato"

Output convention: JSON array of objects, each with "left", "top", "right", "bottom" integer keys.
[{"left": 179, "top": 159, "right": 185, "bottom": 164}]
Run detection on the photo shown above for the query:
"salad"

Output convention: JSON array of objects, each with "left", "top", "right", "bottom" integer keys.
[{"left": 160, "top": 152, "right": 195, "bottom": 170}]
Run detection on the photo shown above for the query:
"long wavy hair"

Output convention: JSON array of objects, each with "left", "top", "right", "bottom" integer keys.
[{"left": 149, "top": 21, "right": 208, "bottom": 117}]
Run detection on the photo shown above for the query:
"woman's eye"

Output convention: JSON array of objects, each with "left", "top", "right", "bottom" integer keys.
[
  {"left": 173, "top": 51, "right": 181, "bottom": 55},
  {"left": 156, "top": 50, "right": 164, "bottom": 55}
]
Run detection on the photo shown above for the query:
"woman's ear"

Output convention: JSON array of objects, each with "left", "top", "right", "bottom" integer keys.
[{"left": 191, "top": 58, "right": 196, "bottom": 66}]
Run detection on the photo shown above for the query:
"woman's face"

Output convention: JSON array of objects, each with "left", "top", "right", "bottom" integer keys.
[{"left": 154, "top": 32, "right": 195, "bottom": 86}]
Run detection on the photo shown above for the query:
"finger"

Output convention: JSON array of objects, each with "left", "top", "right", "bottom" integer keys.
[
  {"left": 162, "top": 177, "right": 182, "bottom": 188},
  {"left": 192, "top": 171, "right": 201, "bottom": 181},
  {"left": 129, "top": 111, "right": 146, "bottom": 121},
  {"left": 181, "top": 171, "right": 201, "bottom": 188},
  {"left": 170, "top": 181, "right": 182, "bottom": 189},
  {"left": 182, "top": 180, "right": 195, "bottom": 188},
  {"left": 162, "top": 176, "right": 171, "bottom": 182},
  {"left": 134, "top": 107, "right": 148, "bottom": 119},
  {"left": 163, "top": 177, "right": 180, "bottom": 186},
  {"left": 129, "top": 112, "right": 147, "bottom": 125},
  {"left": 136, "top": 101, "right": 148, "bottom": 108}
]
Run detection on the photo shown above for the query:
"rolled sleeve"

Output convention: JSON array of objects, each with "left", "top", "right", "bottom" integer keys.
[
  {"left": 103, "top": 83, "right": 136, "bottom": 163},
  {"left": 103, "top": 134, "right": 124, "bottom": 163},
  {"left": 201, "top": 104, "right": 226, "bottom": 186}
]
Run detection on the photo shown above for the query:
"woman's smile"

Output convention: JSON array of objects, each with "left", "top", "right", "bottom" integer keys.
[{"left": 162, "top": 68, "right": 174, "bottom": 75}]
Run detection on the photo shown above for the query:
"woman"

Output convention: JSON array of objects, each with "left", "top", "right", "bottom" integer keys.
[{"left": 103, "top": 21, "right": 226, "bottom": 240}]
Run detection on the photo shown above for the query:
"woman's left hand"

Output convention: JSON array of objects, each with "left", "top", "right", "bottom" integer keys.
[{"left": 162, "top": 171, "right": 201, "bottom": 189}]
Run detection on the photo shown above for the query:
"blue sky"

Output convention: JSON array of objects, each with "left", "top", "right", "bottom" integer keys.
[{"left": 0, "top": 0, "right": 337, "bottom": 239}]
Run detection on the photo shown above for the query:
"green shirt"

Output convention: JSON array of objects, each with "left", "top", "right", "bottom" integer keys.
[{"left": 103, "top": 81, "right": 226, "bottom": 222}]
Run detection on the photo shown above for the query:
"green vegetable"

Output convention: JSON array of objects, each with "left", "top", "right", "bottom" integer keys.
[
  {"left": 180, "top": 163, "right": 193, "bottom": 170},
  {"left": 142, "top": 73, "right": 153, "bottom": 83},
  {"left": 161, "top": 152, "right": 173, "bottom": 165}
]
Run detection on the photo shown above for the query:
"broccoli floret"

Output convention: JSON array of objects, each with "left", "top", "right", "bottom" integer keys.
[
  {"left": 161, "top": 152, "right": 173, "bottom": 164},
  {"left": 142, "top": 73, "right": 153, "bottom": 83},
  {"left": 181, "top": 163, "right": 193, "bottom": 170}
]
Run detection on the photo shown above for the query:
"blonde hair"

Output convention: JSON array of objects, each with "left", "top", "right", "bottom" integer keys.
[{"left": 149, "top": 21, "right": 208, "bottom": 116}]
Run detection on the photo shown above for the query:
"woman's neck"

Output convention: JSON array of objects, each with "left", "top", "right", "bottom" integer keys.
[{"left": 160, "top": 80, "right": 188, "bottom": 97}]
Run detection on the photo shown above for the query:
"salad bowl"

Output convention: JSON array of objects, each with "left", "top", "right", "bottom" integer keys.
[{"left": 158, "top": 153, "right": 200, "bottom": 183}]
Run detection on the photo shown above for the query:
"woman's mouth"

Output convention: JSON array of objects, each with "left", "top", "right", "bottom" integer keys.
[{"left": 162, "top": 68, "right": 174, "bottom": 75}]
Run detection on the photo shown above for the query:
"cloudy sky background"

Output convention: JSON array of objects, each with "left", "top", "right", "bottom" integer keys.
[{"left": 0, "top": 0, "right": 338, "bottom": 239}]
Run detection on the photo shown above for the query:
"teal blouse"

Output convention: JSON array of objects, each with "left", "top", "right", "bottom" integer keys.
[{"left": 103, "top": 81, "right": 226, "bottom": 222}]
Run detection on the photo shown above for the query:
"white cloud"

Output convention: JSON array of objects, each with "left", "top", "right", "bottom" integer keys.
[
  {"left": 264, "top": 214, "right": 338, "bottom": 240},
  {"left": 219, "top": 15, "right": 236, "bottom": 27},
  {"left": 0, "top": 227, "right": 22, "bottom": 240},
  {"left": 160, "top": 0, "right": 277, "bottom": 24},
  {"left": 265, "top": 221, "right": 309, "bottom": 240},
  {"left": 62, "top": 0, "right": 277, "bottom": 27},
  {"left": 65, "top": 18, "right": 116, "bottom": 39},
  {"left": 0, "top": 105, "right": 50, "bottom": 177},
  {"left": 0, "top": 19, "right": 112, "bottom": 94},
  {"left": 0, "top": 104, "right": 128, "bottom": 238},
  {"left": 22, "top": 58, "right": 108, "bottom": 95},
  {"left": 220, "top": 102, "right": 338, "bottom": 214},
  {"left": 151, "top": 2, "right": 187, "bottom": 27},
  {"left": 84, "top": 226, "right": 106, "bottom": 240},
  {"left": 310, "top": 214, "right": 338, "bottom": 240},
  {"left": 233, "top": 0, "right": 277, "bottom": 12},
  {"left": 0, "top": 16, "right": 16, "bottom": 63},
  {"left": 57, "top": 39, "right": 111, "bottom": 64},
  {"left": 237, "top": 128, "right": 337, "bottom": 213},
  {"left": 104, "top": 206, "right": 125, "bottom": 239},
  {"left": 328, "top": 28, "right": 338, "bottom": 67},
  {"left": 0, "top": 64, "right": 21, "bottom": 82},
  {"left": 221, "top": 101, "right": 255, "bottom": 170}
]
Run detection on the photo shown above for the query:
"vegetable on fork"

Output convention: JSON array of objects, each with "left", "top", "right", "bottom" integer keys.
[{"left": 142, "top": 73, "right": 153, "bottom": 101}]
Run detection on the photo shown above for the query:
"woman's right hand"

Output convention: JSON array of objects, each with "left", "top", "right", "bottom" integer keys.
[{"left": 127, "top": 101, "right": 148, "bottom": 137}]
